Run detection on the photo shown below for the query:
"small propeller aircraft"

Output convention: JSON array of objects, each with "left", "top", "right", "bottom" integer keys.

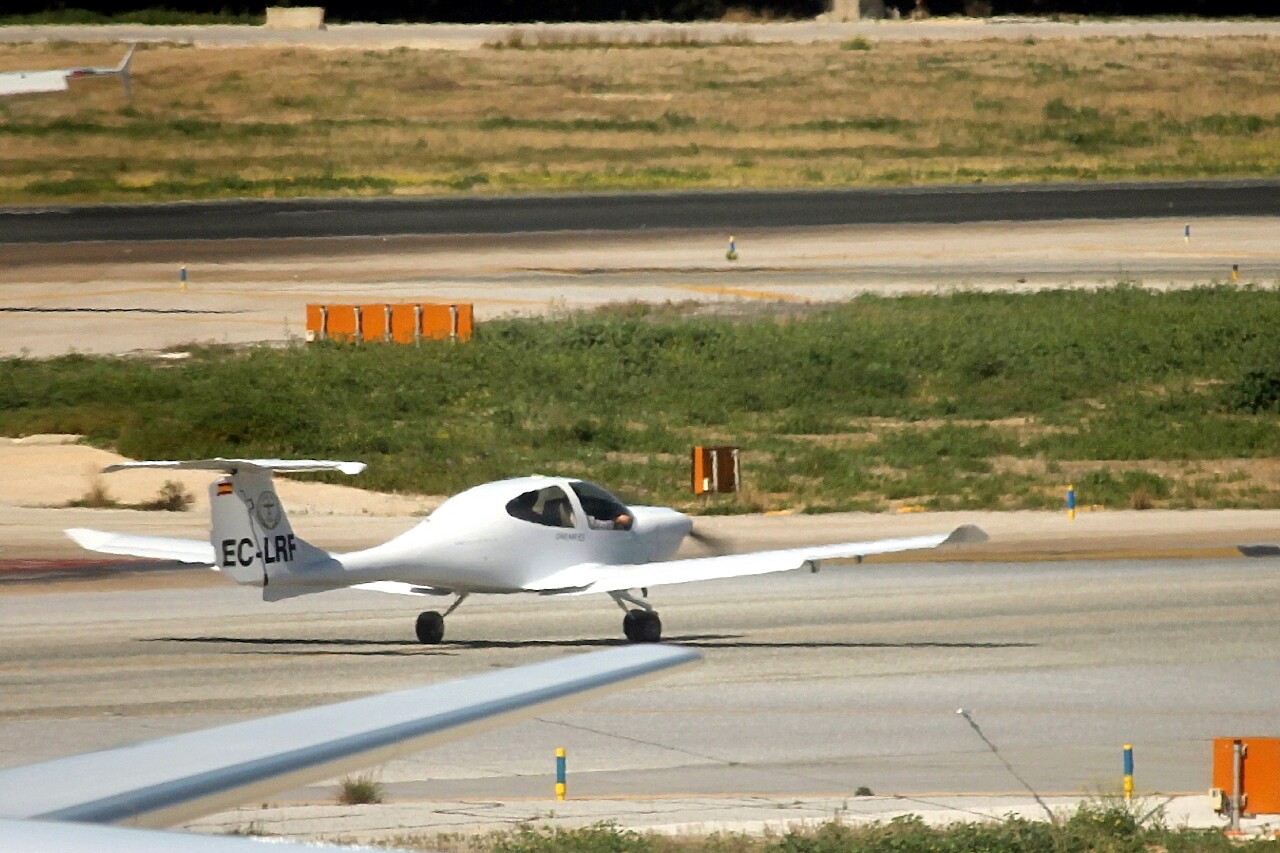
[
  {"left": 0, "top": 644, "right": 697, "bottom": 852},
  {"left": 0, "top": 44, "right": 135, "bottom": 98},
  {"left": 67, "top": 458, "right": 987, "bottom": 644}
]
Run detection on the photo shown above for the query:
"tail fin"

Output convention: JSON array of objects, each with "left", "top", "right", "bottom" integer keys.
[
  {"left": 115, "top": 44, "right": 136, "bottom": 100},
  {"left": 209, "top": 465, "right": 310, "bottom": 587},
  {"left": 102, "top": 458, "right": 364, "bottom": 590}
]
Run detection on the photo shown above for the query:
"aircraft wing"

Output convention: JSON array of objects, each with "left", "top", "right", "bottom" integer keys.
[
  {"left": 525, "top": 525, "right": 987, "bottom": 594},
  {"left": 0, "top": 645, "right": 698, "bottom": 831},
  {"left": 0, "top": 70, "right": 70, "bottom": 95},
  {"left": 0, "top": 818, "right": 381, "bottom": 852},
  {"left": 65, "top": 528, "right": 215, "bottom": 565},
  {"left": 1239, "top": 544, "right": 1280, "bottom": 557}
]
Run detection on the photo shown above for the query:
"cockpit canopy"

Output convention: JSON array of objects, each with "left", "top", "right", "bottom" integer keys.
[
  {"left": 505, "top": 484, "right": 576, "bottom": 529},
  {"left": 504, "top": 480, "right": 632, "bottom": 530},
  {"left": 569, "top": 481, "right": 631, "bottom": 529}
]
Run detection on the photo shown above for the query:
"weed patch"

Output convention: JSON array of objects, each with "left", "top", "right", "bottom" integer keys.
[
  {"left": 374, "top": 807, "right": 1275, "bottom": 853},
  {"left": 336, "top": 773, "right": 383, "bottom": 805}
]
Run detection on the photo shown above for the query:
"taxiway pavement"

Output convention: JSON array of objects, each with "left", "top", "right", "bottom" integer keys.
[
  {"left": 2, "top": 552, "right": 1277, "bottom": 840},
  {"left": 3, "top": 217, "right": 1276, "bottom": 357}
]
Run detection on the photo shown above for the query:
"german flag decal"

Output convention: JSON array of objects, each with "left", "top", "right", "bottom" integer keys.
[{"left": 216, "top": 481, "right": 233, "bottom": 496}]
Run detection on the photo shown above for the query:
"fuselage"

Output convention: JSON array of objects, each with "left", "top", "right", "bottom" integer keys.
[{"left": 333, "top": 476, "right": 692, "bottom": 593}]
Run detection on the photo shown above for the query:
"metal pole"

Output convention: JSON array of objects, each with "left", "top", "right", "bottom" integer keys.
[
  {"left": 555, "top": 747, "right": 566, "bottom": 801},
  {"left": 1123, "top": 744, "right": 1133, "bottom": 801},
  {"left": 1231, "top": 739, "right": 1245, "bottom": 832}
]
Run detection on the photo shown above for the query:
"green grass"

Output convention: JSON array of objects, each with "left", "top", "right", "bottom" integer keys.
[
  {"left": 373, "top": 806, "right": 1277, "bottom": 853},
  {"left": 5, "top": 286, "right": 1280, "bottom": 512}
]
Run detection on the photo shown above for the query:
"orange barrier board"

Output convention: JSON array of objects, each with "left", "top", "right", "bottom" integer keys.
[
  {"left": 306, "top": 303, "right": 473, "bottom": 344},
  {"left": 1213, "top": 737, "right": 1280, "bottom": 815}
]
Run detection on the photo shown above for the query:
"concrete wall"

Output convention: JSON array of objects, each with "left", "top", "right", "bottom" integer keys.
[
  {"left": 264, "top": 6, "right": 326, "bottom": 30},
  {"left": 826, "top": 0, "right": 862, "bottom": 21}
]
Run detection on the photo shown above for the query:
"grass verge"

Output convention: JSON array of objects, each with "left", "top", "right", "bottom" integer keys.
[
  {"left": 4, "top": 286, "right": 1280, "bottom": 512},
  {"left": 364, "top": 804, "right": 1273, "bottom": 853}
]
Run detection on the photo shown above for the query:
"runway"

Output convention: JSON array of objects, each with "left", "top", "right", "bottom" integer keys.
[
  {"left": 5, "top": 181, "right": 1280, "bottom": 244},
  {"left": 2, "top": 556, "right": 1276, "bottom": 822}
]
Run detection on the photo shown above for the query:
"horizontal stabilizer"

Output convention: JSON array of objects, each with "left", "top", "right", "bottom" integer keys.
[
  {"left": 103, "top": 458, "right": 365, "bottom": 476},
  {"left": 65, "top": 528, "right": 215, "bottom": 565},
  {"left": 0, "top": 646, "right": 698, "bottom": 828}
]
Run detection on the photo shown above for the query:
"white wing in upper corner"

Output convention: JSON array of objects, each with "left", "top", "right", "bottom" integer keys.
[
  {"left": 525, "top": 525, "right": 988, "bottom": 594},
  {"left": 0, "top": 645, "right": 698, "bottom": 836},
  {"left": 65, "top": 529, "right": 215, "bottom": 566}
]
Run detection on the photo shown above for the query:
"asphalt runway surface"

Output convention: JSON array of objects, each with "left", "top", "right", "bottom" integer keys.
[
  {"left": 5, "top": 181, "right": 1280, "bottom": 243},
  {"left": 2, "top": 556, "right": 1276, "bottom": 813}
]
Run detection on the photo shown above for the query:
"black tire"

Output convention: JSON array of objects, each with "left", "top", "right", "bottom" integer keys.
[
  {"left": 415, "top": 610, "right": 445, "bottom": 644},
  {"left": 623, "top": 609, "right": 662, "bottom": 643},
  {"left": 622, "top": 609, "right": 641, "bottom": 642}
]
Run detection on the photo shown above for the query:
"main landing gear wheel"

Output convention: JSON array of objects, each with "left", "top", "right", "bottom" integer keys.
[
  {"left": 415, "top": 611, "right": 445, "bottom": 644},
  {"left": 622, "top": 609, "right": 662, "bottom": 643}
]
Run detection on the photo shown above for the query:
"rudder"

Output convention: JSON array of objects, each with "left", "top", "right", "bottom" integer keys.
[{"left": 210, "top": 467, "right": 296, "bottom": 586}]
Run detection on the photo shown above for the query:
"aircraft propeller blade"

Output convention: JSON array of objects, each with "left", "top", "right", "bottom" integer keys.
[{"left": 686, "top": 525, "right": 734, "bottom": 556}]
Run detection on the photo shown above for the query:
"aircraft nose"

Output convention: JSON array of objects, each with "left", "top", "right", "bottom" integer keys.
[{"left": 629, "top": 506, "right": 692, "bottom": 560}]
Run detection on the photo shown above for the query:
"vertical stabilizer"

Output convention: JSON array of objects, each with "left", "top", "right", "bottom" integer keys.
[
  {"left": 209, "top": 469, "right": 282, "bottom": 586},
  {"left": 210, "top": 467, "right": 338, "bottom": 589},
  {"left": 87, "top": 458, "right": 364, "bottom": 595},
  {"left": 116, "top": 44, "right": 135, "bottom": 100}
]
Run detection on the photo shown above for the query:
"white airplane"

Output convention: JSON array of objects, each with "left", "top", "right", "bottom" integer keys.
[
  {"left": 0, "top": 644, "right": 697, "bottom": 852},
  {"left": 0, "top": 44, "right": 135, "bottom": 98},
  {"left": 67, "top": 458, "right": 987, "bottom": 644}
]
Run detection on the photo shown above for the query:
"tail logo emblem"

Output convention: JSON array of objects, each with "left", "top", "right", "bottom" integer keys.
[{"left": 256, "top": 492, "right": 282, "bottom": 530}]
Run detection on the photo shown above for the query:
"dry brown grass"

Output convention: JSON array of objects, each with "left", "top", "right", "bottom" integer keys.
[{"left": 0, "top": 36, "right": 1278, "bottom": 202}]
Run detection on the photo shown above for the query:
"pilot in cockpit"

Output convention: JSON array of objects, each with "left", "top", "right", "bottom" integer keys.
[{"left": 572, "top": 481, "right": 634, "bottom": 531}]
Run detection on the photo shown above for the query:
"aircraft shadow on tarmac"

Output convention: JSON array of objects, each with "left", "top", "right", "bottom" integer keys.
[{"left": 146, "top": 635, "right": 1036, "bottom": 652}]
